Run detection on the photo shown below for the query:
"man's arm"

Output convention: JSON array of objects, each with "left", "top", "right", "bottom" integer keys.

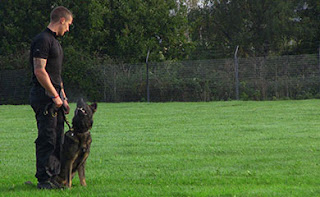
[{"left": 33, "top": 57, "right": 63, "bottom": 107}]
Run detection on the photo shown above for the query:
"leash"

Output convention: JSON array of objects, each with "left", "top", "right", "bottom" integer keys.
[{"left": 62, "top": 105, "right": 73, "bottom": 131}]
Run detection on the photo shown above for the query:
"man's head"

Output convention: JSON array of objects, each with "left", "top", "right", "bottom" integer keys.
[{"left": 49, "top": 6, "right": 73, "bottom": 36}]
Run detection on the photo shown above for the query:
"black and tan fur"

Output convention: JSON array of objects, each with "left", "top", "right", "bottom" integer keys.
[{"left": 55, "top": 99, "right": 97, "bottom": 188}]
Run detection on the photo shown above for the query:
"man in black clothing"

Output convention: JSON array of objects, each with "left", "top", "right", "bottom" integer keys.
[{"left": 29, "top": 6, "right": 73, "bottom": 189}]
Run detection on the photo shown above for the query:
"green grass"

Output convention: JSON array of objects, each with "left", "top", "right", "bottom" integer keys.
[{"left": 1, "top": 100, "right": 320, "bottom": 196}]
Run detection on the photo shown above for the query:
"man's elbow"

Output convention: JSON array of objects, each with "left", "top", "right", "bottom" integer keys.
[{"left": 34, "top": 68, "right": 46, "bottom": 78}]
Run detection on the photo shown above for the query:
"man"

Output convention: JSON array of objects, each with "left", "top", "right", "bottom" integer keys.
[{"left": 29, "top": 6, "right": 73, "bottom": 189}]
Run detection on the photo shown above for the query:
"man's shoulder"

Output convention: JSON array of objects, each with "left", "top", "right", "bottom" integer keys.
[
  {"left": 31, "top": 30, "right": 55, "bottom": 59},
  {"left": 33, "top": 30, "right": 54, "bottom": 44}
]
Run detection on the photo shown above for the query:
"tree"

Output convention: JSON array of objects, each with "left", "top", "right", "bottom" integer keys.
[
  {"left": 188, "top": 0, "right": 306, "bottom": 58},
  {"left": 0, "top": 0, "right": 51, "bottom": 56},
  {"left": 292, "top": 0, "right": 320, "bottom": 54},
  {"left": 104, "top": 0, "right": 191, "bottom": 62}
]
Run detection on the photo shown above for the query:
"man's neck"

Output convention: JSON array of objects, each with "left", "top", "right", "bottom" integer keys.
[{"left": 47, "top": 23, "right": 58, "bottom": 35}]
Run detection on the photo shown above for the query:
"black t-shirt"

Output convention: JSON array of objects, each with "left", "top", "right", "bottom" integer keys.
[
  {"left": 30, "top": 28, "right": 63, "bottom": 89},
  {"left": 29, "top": 28, "right": 64, "bottom": 104}
]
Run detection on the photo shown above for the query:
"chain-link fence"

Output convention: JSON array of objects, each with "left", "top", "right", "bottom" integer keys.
[
  {"left": 1, "top": 53, "right": 319, "bottom": 104},
  {"left": 237, "top": 54, "right": 319, "bottom": 100}
]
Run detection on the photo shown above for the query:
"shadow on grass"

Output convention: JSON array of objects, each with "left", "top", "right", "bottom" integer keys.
[{"left": 1, "top": 182, "right": 37, "bottom": 193}]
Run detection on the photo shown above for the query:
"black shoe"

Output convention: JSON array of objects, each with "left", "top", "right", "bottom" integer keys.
[{"left": 37, "top": 180, "right": 62, "bottom": 190}]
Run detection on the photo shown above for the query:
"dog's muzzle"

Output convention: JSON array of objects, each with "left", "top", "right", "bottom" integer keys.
[{"left": 76, "top": 107, "right": 87, "bottom": 116}]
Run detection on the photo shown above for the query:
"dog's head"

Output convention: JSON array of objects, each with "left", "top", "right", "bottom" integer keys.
[{"left": 72, "top": 98, "right": 97, "bottom": 132}]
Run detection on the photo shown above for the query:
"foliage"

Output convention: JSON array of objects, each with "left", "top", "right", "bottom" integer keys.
[
  {"left": 0, "top": 0, "right": 51, "bottom": 55},
  {"left": 103, "top": 0, "right": 191, "bottom": 62},
  {"left": 1, "top": 1, "right": 320, "bottom": 103},
  {"left": 292, "top": 0, "right": 320, "bottom": 54},
  {"left": 187, "top": 0, "right": 320, "bottom": 58}
]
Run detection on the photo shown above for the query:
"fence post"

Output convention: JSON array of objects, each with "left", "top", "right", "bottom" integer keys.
[
  {"left": 146, "top": 49, "right": 150, "bottom": 103},
  {"left": 234, "top": 46, "right": 240, "bottom": 100},
  {"left": 318, "top": 44, "right": 320, "bottom": 94}
]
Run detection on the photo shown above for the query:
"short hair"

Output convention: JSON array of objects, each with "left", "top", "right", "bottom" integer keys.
[{"left": 50, "top": 6, "right": 73, "bottom": 23}]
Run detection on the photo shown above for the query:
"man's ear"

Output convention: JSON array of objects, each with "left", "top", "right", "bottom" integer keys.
[{"left": 60, "top": 17, "right": 66, "bottom": 24}]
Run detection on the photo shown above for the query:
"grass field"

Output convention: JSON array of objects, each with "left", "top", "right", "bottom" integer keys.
[{"left": 1, "top": 100, "right": 320, "bottom": 196}]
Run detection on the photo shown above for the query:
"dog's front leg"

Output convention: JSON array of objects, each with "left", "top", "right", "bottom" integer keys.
[
  {"left": 66, "top": 155, "right": 78, "bottom": 188},
  {"left": 78, "top": 162, "right": 87, "bottom": 186},
  {"left": 66, "top": 161, "right": 73, "bottom": 188}
]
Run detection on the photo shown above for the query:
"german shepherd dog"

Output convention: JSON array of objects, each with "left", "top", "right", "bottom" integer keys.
[{"left": 54, "top": 99, "right": 97, "bottom": 188}]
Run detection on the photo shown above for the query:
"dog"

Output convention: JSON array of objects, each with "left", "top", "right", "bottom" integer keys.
[{"left": 54, "top": 98, "right": 97, "bottom": 188}]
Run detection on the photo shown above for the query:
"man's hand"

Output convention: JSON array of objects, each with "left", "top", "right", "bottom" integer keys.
[
  {"left": 52, "top": 96, "right": 63, "bottom": 108},
  {"left": 63, "top": 100, "right": 70, "bottom": 114}
]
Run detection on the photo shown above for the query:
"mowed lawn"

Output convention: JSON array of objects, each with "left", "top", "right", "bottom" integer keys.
[{"left": 1, "top": 100, "right": 320, "bottom": 196}]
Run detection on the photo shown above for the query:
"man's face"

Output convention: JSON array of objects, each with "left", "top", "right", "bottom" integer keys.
[{"left": 57, "top": 16, "right": 73, "bottom": 36}]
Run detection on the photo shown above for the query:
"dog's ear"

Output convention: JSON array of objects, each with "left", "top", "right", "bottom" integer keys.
[{"left": 90, "top": 103, "right": 97, "bottom": 113}]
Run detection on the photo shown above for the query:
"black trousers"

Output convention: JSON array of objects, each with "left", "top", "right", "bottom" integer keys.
[{"left": 31, "top": 103, "right": 64, "bottom": 182}]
